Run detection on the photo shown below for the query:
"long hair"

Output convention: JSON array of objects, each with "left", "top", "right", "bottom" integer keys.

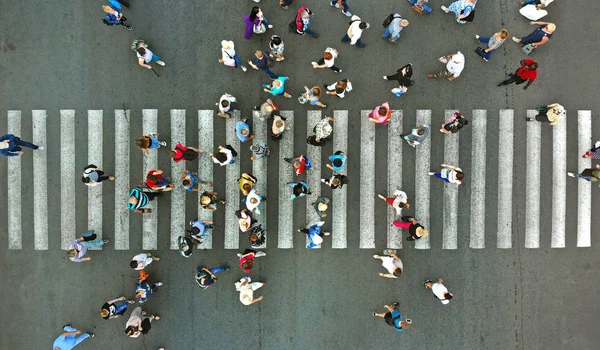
[{"left": 250, "top": 6, "right": 260, "bottom": 21}]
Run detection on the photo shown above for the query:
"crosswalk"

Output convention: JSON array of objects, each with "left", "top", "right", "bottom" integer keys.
[{"left": 2, "top": 109, "right": 596, "bottom": 251}]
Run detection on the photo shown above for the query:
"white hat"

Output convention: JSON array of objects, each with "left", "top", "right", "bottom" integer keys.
[{"left": 221, "top": 40, "right": 234, "bottom": 50}]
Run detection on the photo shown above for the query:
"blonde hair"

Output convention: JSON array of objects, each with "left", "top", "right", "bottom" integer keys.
[
  {"left": 499, "top": 29, "right": 509, "bottom": 39},
  {"left": 66, "top": 249, "right": 77, "bottom": 258},
  {"left": 100, "top": 309, "right": 110, "bottom": 318},
  {"left": 419, "top": 229, "right": 430, "bottom": 238},
  {"left": 546, "top": 23, "right": 556, "bottom": 32},
  {"left": 102, "top": 5, "right": 115, "bottom": 13}
]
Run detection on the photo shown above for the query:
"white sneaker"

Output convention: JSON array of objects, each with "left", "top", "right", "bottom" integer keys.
[
  {"left": 428, "top": 172, "right": 435, "bottom": 175},
  {"left": 441, "top": 5, "right": 449, "bottom": 13},
  {"left": 342, "top": 10, "right": 352, "bottom": 17},
  {"left": 37, "top": 146, "right": 44, "bottom": 151},
  {"left": 567, "top": 172, "right": 575, "bottom": 177},
  {"left": 383, "top": 76, "right": 387, "bottom": 80},
  {"left": 373, "top": 255, "right": 379, "bottom": 259},
  {"left": 311, "top": 61, "right": 318, "bottom": 67},
  {"left": 331, "top": 2, "right": 340, "bottom": 8},
  {"left": 336, "top": 69, "right": 342, "bottom": 73},
  {"left": 155, "top": 282, "right": 163, "bottom": 287},
  {"left": 237, "top": 253, "right": 243, "bottom": 258},
  {"left": 156, "top": 61, "right": 166, "bottom": 66},
  {"left": 160, "top": 141, "right": 167, "bottom": 146},
  {"left": 475, "top": 35, "right": 480, "bottom": 40},
  {"left": 323, "top": 232, "right": 331, "bottom": 236},
  {"left": 268, "top": 25, "right": 273, "bottom": 29},
  {"left": 255, "top": 251, "right": 267, "bottom": 257},
  {"left": 253, "top": 0, "right": 260, "bottom": 2}
]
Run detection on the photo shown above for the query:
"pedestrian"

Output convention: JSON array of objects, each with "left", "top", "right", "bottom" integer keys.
[
  {"left": 177, "top": 235, "right": 194, "bottom": 257},
  {"left": 145, "top": 169, "right": 175, "bottom": 191},
  {"left": 301, "top": 86, "right": 327, "bottom": 108},
  {"left": 133, "top": 40, "right": 165, "bottom": 70},
  {"left": 125, "top": 307, "right": 159, "bottom": 338},
  {"left": 236, "top": 277, "right": 266, "bottom": 305},
  {"left": 440, "top": 112, "right": 469, "bottom": 134},
  {"left": 135, "top": 133, "right": 167, "bottom": 155},
  {"left": 427, "top": 51, "right": 465, "bottom": 81},
  {"left": 108, "top": 0, "right": 130, "bottom": 9},
  {"left": 441, "top": 0, "right": 477, "bottom": 24},
  {"left": 200, "top": 191, "right": 226, "bottom": 212},
  {"left": 312, "top": 195, "right": 330, "bottom": 218},
  {"left": 239, "top": 173, "right": 258, "bottom": 196},
  {"left": 311, "top": 47, "right": 342, "bottom": 73},
  {"left": 101, "top": 296, "right": 135, "bottom": 320},
  {"left": 216, "top": 93, "right": 238, "bottom": 119},
  {"left": 307, "top": 116, "right": 335, "bottom": 147},
  {"left": 568, "top": 164, "right": 600, "bottom": 186},
  {"left": 321, "top": 173, "right": 349, "bottom": 189},
  {"left": 341, "top": 15, "right": 369, "bottom": 48},
  {"left": 293, "top": 6, "right": 318, "bottom": 38},
  {"left": 218, "top": 40, "right": 248, "bottom": 71},
  {"left": 81, "top": 164, "right": 115, "bottom": 186},
  {"left": 408, "top": 0, "right": 433, "bottom": 13},
  {"left": 253, "top": 98, "right": 278, "bottom": 121},
  {"left": 377, "top": 189, "right": 409, "bottom": 215},
  {"left": 527, "top": 103, "right": 565, "bottom": 126},
  {"left": 284, "top": 154, "right": 312, "bottom": 176},
  {"left": 368, "top": 102, "right": 392, "bottom": 125},
  {"left": 269, "top": 35, "right": 285, "bottom": 61},
  {"left": 325, "top": 79, "right": 352, "bottom": 99},
  {"left": 330, "top": 0, "right": 352, "bottom": 17},
  {"left": 102, "top": 4, "right": 132, "bottom": 30},
  {"left": 196, "top": 266, "right": 230, "bottom": 290},
  {"left": 289, "top": 181, "right": 311, "bottom": 199},
  {"left": 474, "top": 29, "right": 508, "bottom": 62},
  {"left": 181, "top": 170, "right": 210, "bottom": 192},
  {"left": 383, "top": 63, "right": 414, "bottom": 98},
  {"left": 263, "top": 76, "right": 292, "bottom": 98},
  {"left": 268, "top": 111, "right": 292, "bottom": 141},
  {"left": 244, "top": 6, "right": 273, "bottom": 40},
  {"left": 237, "top": 208, "right": 258, "bottom": 232},
  {"left": 326, "top": 151, "right": 347, "bottom": 172},
  {"left": 250, "top": 141, "right": 271, "bottom": 160},
  {"left": 248, "top": 50, "right": 277, "bottom": 79},
  {"left": 53, "top": 324, "right": 94, "bottom": 350},
  {"left": 135, "top": 274, "right": 163, "bottom": 303},
  {"left": 128, "top": 187, "right": 159, "bottom": 214},
  {"left": 429, "top": 163, "right": 464, "bottom": 186},
  {"left": 582, "top": 141, "right": 600, "bottom": 160},
  {"left": 248, "top": 224, "right": 266, "bottom": 247},
  {"left": 210, "top": 145, "right": 237, "bottom": 166},
  {"left": 66, "top": 230, "right": 108, "bottom": 262},
  {"left": 130, "top": 252, "right": 160, "bottom": 270},
  {"left": 520, "top": 0, "right": 553, "bottom": 20},
  {"left": 372, "top": 252, "right": 403, "bottom": 278},
  {"left": 512, "top": 22, "right": 555, "bottom": 51},
  {"left": 382, "top": 14, "right": 409, "bottom": 43},
  {"left": 0, "top": 133, "right": 44, "bottom": 156},
  {"left": 423, "top": 279, "right": 454, "bottom": 304},
  {"left": 280, "top": 0, "right": 294, "bottom": 9},
  {"left": 188, "top": 219, "right": 215, "bottom": 244},
  {"left": 236, "top": 118, "right": 255, "bottom": 143},
  {"left": 168, "top": 143, "right": 203, "bottom": 163},
  {"left": 244, "top": 188, "right": 266, "bottom": 214},
  {"left": 298, "top": 221, "right": 330, "bottom": 248},
  {"left": 238, "top": 249, "right": 267, "bottom": 273},
  {"left": 393, "top": 216, "right": 429, "bottom": 241},
  {"left": 372, "top": 303, "right": 412, "bottom": 332},
  {"left": 497, "top": 59, "right": 538, "bottom": 90},
  {"left": 402, "top": 124, "right": 430, "bottom": 147}
]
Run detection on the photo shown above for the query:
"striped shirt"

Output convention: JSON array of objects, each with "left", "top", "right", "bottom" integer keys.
[
  {"left": 128, "top": 187, "right": 149, "bottom": 210},
  {"left": 252, "top": 141, "right": 270, "bottom": 159}
]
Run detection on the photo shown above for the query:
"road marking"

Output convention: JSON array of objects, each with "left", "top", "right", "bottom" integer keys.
[
  {"left": 497, "top": 110, "right": 514, "bottom": 249},
  {"left": 442, "top": 110, "right": 459, "bottom": 250},
  {"left": 525, "top": 110, "right": 541, "bottom": 248},
  {"left": 197, "top": 110, "right": 214, "bottom": 249},
  {"left": 387, "top": 110, "right": 403, "bottom": 249},
  {"left": 7, "top": 111, "right": 21, "bottom": 249},
  {"left": 359, "top": 110, "right": 374, "bottom": 249},
  {"left": 60, "top": 110, "right": 76, "bottom": 250},
  {"left": 87, "top": 110, "right": 103, "bottom": 249},
  {"left": 224, "top": 111, "right": 240, "bottom": 249},
  {"left": 552, "top": 110, "right": 567, "bottom": 248},
  {"left": 32, "top": 110, "right": 48, "bottom": 250},
  {"left": 414, "top": 110, "right": 431, "bottom": 249},
  {"left": 251, "top": 111, "right": 268, "bottom": 249},
  {"left": 170, "top": 110, "right": 186, "bottom": 250},
  {"left": 278, "top": 111, "right": 294, "bottom": 249},
  {"left": 469, "top": 110, "right": 486, "bottom": 249},
  {"left": 331, "top": 110, "right": 349, "bottom": 249},
  {"left": 142, "top": 109, "right": 158, "bottom": 250},
  {"left": 306, "top": 111, "right": 322, "bottom": 248},
  {"left": 577, "top": 110, "right": 592, "bottom": 247},
  {"left": 114, "top": 110, "right": 130, "bottom": 250}
]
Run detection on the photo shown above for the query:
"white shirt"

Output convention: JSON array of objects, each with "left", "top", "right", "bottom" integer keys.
[
  {"left": 381, "top": 256, "right": 403, "bottom": 278},
  {"left": 347, "top": 15, "right": 368, "bottom": 45},
  {"left": 245, "top": 189, "right": 262, "bottom": 214},
  {"left": 323, "top": 47, "right": 337, "bottom": 67},
  {"left": 213, "top": 147, "right": 233, "bottom": 166},
  {"left": 131, "top": 253, "right": 152, "bottom": 270},
  {"left": 441, "top": 167, "right": 462, "bottom": 184},
  {"left": 136, "top": 48, "right": 154, "bottom": 64},
  {"left": 446, "top": 51, "right": 465, "bottom": 77},
  {"left": 432, "top": 283, "right": 450, "bottom": 304},
  {"left": 218, "top": 93, "right": 236, "bottom": 113},
  {"left": 391, "top": 190, "right": 408, "bottom": 215}
]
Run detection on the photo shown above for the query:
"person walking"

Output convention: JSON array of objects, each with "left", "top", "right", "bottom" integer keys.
[
  {"left": 382, "top": 14, "right": 409, "bottom": 43},
  {"left": 82, "top": 164, "right": 115, "bottom": 186},
  {"left": 330, "top": 0, "right": 352, "bottom": 17},
  {"left": 294, "top": 6, "right": 318, "bottom": 37},
  {"left": 135, "top": 274, "right": 164, "bottom": 303},
  {"left": 102, "top": 4, "right": 132, "bottom": 30},
  {"left": 582, "top": 141, "right": 600, "bottom": 160},
  {"left": 269, "top": 35, "right": 285, "bottom": 61},
  {"left": 196, "top": 266, "right": 230, "bottom": 290},
  {"left": 216, "top": 93, "right": 238, "bottom": 119},
  {"left": 568, "top": 164, "right": 600, "bottom": 186},
  {"left": 168, "top": 143, "right": 203, "bottom": 163},
  {"left": 307, "top": 116, "right": 335, "bottom": 146},
  {"left": 200, "top": 191, "right": 226, "bottom": 212},
  {"left": 248, "top": 224, "right": 266, "bottom": 247},
  {"left": 383, "top": 63, "right": 414, "bottom": 98},
  {"left": 512, "top": 22, "right": 556, "bottom": 50},
  {"left": 498, "top": 59, "right": 538, "bottom": 90},
  {"left": 188, "top": 219, "right": 215, "bottom": 244},
  {"left": 301, "top": 86, "right": 327, "bottom": 108},
  {"left": 341, "top": 15, "right": 369, "bottom": 48},
  {"left": 177, "top": 234, "right": 194, "bottom": 257},
  {"left": 440, "top": 112, "right": 469, "bottom": 134},
  {"left": 528, "top": 103, "right": 564, "bottom": 126},
  {"left": 219, "top": 40, "right": 248, "bottom": 71},
  {"left": 236, "top": 277, "right": 266, "bottom": 305},
  {"left": 289, "top": 181, "right": 311, "bottom": 199},
  {"left": 181, "top": 170, "right": 209, "bottom": 192},
  {"left": 0, "top": 133, "right": 43, "bottom": 156},
  {"left": 244, "top": 188, "right": 266, "bottom": 215},
  {"left": 377, "top": 189, "right": 409, "bottom": 215},
  {"left": 298, "top": 221, "right": 330, "bottom": 248},
  {"left": 372, "top": 253, "right": 403, "bottom": 278},
  {"left": 322, "top": 173, "right": 349, "bottom": 189},
  {"left": 66, "top": 230, "right": 108, "bottom": 262},
  {"left": 312, "top": 47, "right": 342, "bottom": 73},
  {"left": 327, "top": 151, "right": 347, "bottom": 172},
  {"left": 238, "top": 249, "right": 267, "bottom": 273},
  {"left": 101, "top": 297, "right": 135, "bottom": 320},
  {"left": 236, "top": 118, "right": 255, "bottom": 143},
  {"left": 441, "top": 0, "right": 477, "bottom": 24},
  {"left": 284, "top": 154, "right": 312, "bottom": 176},
  {"left": 238, "top": 208, "right": 258, "bottom": 233},
  {"left": 244, "top": 6, "right": 273, "bottom": 40},
  {"left": 474, "top": 29, "right": 508, "bottom": 62},
  {"left": 368, "top": 102, "right": 392, "bottom": 125},
  {"left": 135, "top": 133, "right": 167, "bottom": 155},
  {"left": 263, "top": 76, "right": 292, "bottom": 98},
  {"left": 427, "top": 51, "right": 465, "bottom": 81},
  {"left": 125, "top": 307, "right": 159, "bottom": 338},
  {"left": 325, "top": 79, "right": 352, "bottom": 99},
  {"left": 279, "top": 0, "right": 294, "bottom": 9},
  {"left": 128, "top": 187, "right": 159, "bottom": 214},
  {"left": 249, "top": 50, "right": 278, "bottom": 79},
  {"left": 520, "top": 0, "right": 554, "bottom": 20},
  {"left": 239, "top": 173, "right": 258, "bottom": 196},
  {"left": 133, "top": 40, "right": 165, "bottom": 70},
  {"left": 312, "top": 195, "right": 330, "bottom": 218},
  {"left": 53, "top": 325, "right": 94, "bottom": 349},
  {"left": 408, "top": 0, "right": 433, "bottom": 13},
  {"left": 372, "top": 303, "right": 412, "bottom": 332},
  {"left": 145, "top": 169, "right": 175, "bottom": 191},
  {"left": 250, "top": 141, "right": 271, "bottom": 160},
  {"left": 393, "top": 216, "right": 429, "bottom": 241},
  {"left": 210, "top": 145, "right": 237, "bottom": 166},
  {"left": 424, "top": 279, "right": 454, "bottom": 304},
  {"left": 253, "top": 98, "right": 278, "bottom": 121},
  {"left": 429, "top": 163, "right": 464, "bottom": 186},
  {"left": 402, "top": 124, "right": 430, "bottom": 147},
  {"left": 130, "top": 252, "right": 160, "bottom": 270}
]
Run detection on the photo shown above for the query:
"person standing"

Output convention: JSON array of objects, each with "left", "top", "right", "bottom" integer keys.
[
  {"left": 0, "top": 133, "right": 43, "bottom": 156},
  {"left": 269, "top": 35, "right": 285, "bottom": 61},
  {"left": 250, "top": 141, "right": 271, "bottom": 160},
  {"left": 512, "top": 22, "right": 555, "bottom": 48},
  {"left": 568, "top": 164, "right": 600, "bottom": 186},
  {"left": 321, "top": 173, "right": 349, "bottom": 189},
  {"left": 372, "top": 253, "right": 403, "bottom": 278},
  {"left": 210, "top": 145, "right": 237, "bottom": 166},
  {"left": 330, "top": 0, "right": 352, "bottom": 17},
  {"left": 200, "top": 191, "right": 226, "bottom": 211},
  {"left": 130, "top": 252, "right": 160, "bottom": 270},
  {"left": 498, "top": 59, "right": 539, "bottom": 90},
  {"left": 424, "top": 279, "right": 454, "bottom": 304},
  {"left": 238, "top": 249, "right": 267, "bottom": 273},
  {"left": 377, "top": 189, "right": 409, "bottom": 216},
  {"left": 429, "top": 163, "right": 464, "bottom": 186},
  {"left": 236, "top": 277, "right": 266, "bottom": 305},
  {"left": 326, "top": 151, "right": 347, "bottom": 172},
  {"left": 125, "top": 307, "right": 159, "bottom": 338},
  {"left": 145, "top": 169, "right": 175, "bottom": 191},
  {"left": 294, "top": 6, "right": 318, "bottom": 38},
  {"left": 527, "top": 103, "right": 564, "bottom": 126},
  {"left": 402, "top": 124, "right": 429, "bottom": 148},
  {"left": 263, "top": 76, "right": 292, "bottom": 98},
  {"left": 368, "top": 102, "right": 392, "bottom": 125},
  {"left": 133, "top": 40, "right": 165, "bottom": 70},
  {"left": 128, "top": 187, "right": 159, "bottom": 214},
  {"left": 244, "top": 188, "right": 266, "bottom": 215},
  {"left": 236, "top": 118, "right": 255, "bottom": 143},
  {"left": 188, "top": 219, "right": 215, "bottom": 244},
  {"left": 582, "top": 141, "right": 600, "bottom": 160},
  {"left": 288, "top": 181, "right": 311, "bottom": 199},
  {"left": 382, "top": 15, "right": 409, "bottom": 43},
  {"left": 284, "top": 154, "right": 312, "bottom": 176},
  {"left": 474, "top": 29, "right": 508, "bottom": 62},
  {"left": 307, "top": 116, "right": 335, "bottom": 146},
  {"left": 218, "top": 40, "right": 248, "bottom": 71},
  {"left": 102, "top": 4, "right": 132, "bottom": 30},
  {"left": 82, "top": 164, "right": 115, "bottom": 186},
  {"left": 66, "top": 230, "right": 108, "bottom": 262},
  {"left": 135, "top": 275, "right": 164, "bottom": 303},
  {"left": 325, "top": 79, "right": 352, "bottom": 99},
  {"left": 302, "top": 86, "right": 327, "bottom": 108},
  {"left": 244, "top": 6, "right": 273, "bottom": 40},
  {"left": 427, "top": 51, "right": 465, "bottom": 81},
  {"left": 53, "top": 325, "right": 94, "bottom": 349},
  {"left": 253, "top": 98, "right": 278, "bottom": 121},
  {"left": 135, "top": 133, "right": 167, "bottom": 155},
  {"left": 196, "top": 266, "right": 230, "bottom": 290},
  {"left": 101, "top": 296, "right": 134, "bottom": 320},
  {"left": 312, "top": 195, "right": 330, "bottom": 218},
  {"left": 298, "top": 221, "right": 330, "bottom": 248},
  {"left": 341, "top": 15, "right": 369, "bottom": 48},
  {"left": 440, "top": 112, "right": 469, "bottom": 134},
  {"left": 441, "top": 0, "right": 478, "bottom": 24},
  {"left": 393, "top": 216, "right": 429, "bottom": 241},
  {"left": 372, "top": 303, "right": 412, "bottom": 332},
  {"left": 216, "top": 93, "right": 238, "bottom": 119},
  {"left": 312, "top": 47, "right": 342, "bottom": 73},
  {"left": 168, "top": 143, "right": 203, "bottom": 163}
]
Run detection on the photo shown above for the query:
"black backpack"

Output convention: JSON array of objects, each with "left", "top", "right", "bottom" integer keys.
[
  {"left": 382, "top": 13, "right": 400, "bottom": 27},
  {"left": 461, "top": 7, "right": 475, "bottom": 22}
]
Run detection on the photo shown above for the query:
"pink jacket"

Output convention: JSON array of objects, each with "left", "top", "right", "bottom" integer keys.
[{"left": 369, "top": 102, "right": 391, "bottom": 125}]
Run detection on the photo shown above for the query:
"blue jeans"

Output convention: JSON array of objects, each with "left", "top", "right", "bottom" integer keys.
[
  {"left": 331, "top": 0, "right": 349, "bottom": 12},
  {"left": 12, "top": 138, "right": 39, "bottom": 151},
  {"left": 382, "top": 27, "right": 400, "bottom": 42},
  {"left": 233, "top": 53, "right": 244, "bottom": 68},
  {"left": 303, "top": 26, "right": 318, "bottom": 38},
  {"left": 148, "top": 136, "right": 161, "bottom": 149},
  {"left": 434, "top": 173, "right": 451, "bottom": 183},
  {"left": 477, "top": 37, "right": 495, "bottom": 61},
  {"left": 341, "top": 34, "right": 363, "bottom": 47},
  {"left": 574, "top": 173, "right": 592, "bottom": 181},
  {"left": 522, "top": 0, "right": 537, "bottom": 6},
  {"left": 409, "top": 0, "right": 432, "bottom": 12},
  {"left": 113, "top": 300, "right": 129, "bottom": 315},
  {"left": 151, "top": 53, "right": 161, "bottom": 63},
  {"left": 198, "top": 266, "right": 227, "bottom": 274},
  {"left": 262, "top": 68, "right": 278, "bottom": 79},
  {"left": 81, "top": 230, "right": 105, "bottom": 248}
]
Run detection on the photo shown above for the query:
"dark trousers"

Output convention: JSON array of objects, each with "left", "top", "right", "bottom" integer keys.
[
  {"left": 317, "top": 58, "right": 341, "bottom": 72},
  {"left": 116, "top": 0, "right": 130, "bottom": 7},
  {"left": 94, "top": 170, "right": 111, "bottom": 182},
  {"left": 500, "top": 73, "right": 526, "bottom": 86},
  {"left": 284, "top": 157, "right": 296, "bottom": 164},
  {"left": 10, "top": 137, "right": 39, "bottom": 151},
  {"left": 144, "top": 192, "right": 159, "bottom": 201}
]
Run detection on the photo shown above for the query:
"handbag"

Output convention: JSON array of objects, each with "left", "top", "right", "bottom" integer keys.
[
  {"left": 298, "top": 93, "right": 308, "bottom": 104},
  {"left": 412, "top": 5, "right": 423, "bottom": 14},
  {"left": 253, "top": 23, "right": 266, "bottom": 34},
  {"left": 474, "top": 47, "right": 485, "bottom": 57},
  {"left": 223, "top": 52, "right": 236, "bottom": 67},
  {"left": 522, "top": 43, "right": 535, "bottom": 55}
]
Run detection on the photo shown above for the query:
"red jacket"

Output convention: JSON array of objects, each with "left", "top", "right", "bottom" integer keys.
[{"left": 295, "top": 6, "right": 312, "bottom": 33}]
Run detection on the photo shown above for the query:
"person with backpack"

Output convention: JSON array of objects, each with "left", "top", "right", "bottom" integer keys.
[
  {"left": 181, "top": 170, "right": 210, "bottom": 192},
  {"left": 268, "top": 111, "right": 291, "bottom": 141},
  {"left": 102, "top": 4, "right": 132, "bottom": 30},
  {"left": 341, "top": 15, "right": 369, "bottom": 48},
  {"left": 248, "top": 50, "right": 278, "bottom": 79},
  {"left": 66, "top": 230, "right": 108, "bottom": 262},
  {"left": 168, "top": 143, "right": 203, "bottom": 163},
  {"left": 312, "top": 47, "right": 342, "bottom": 73},
  {"left": 135, "top": 133, "right": 167, "bottom": 155},
  {"left": 441, "top": 0, "right": 477, "bottom": 24},
  {"left": 210, "top": 145, "right": 237, "bottom": 166},
  {"left": 368, "top": 102, "right": 392, "bottom": 125},
  {"left": 125, "top": 307, "right": 159, "bottom": 338},
  {"left": 269, "top": 35, "right": 285, "bottom": 61},
  {"left": 196, "top": 266, "right": 230, "bottom": 290},
  {"left": 293, "top": 6, "right": 318, "bottom": 38},
  {"left": 82, "top": 164, "right": 115, "bottom": 186},
  {"left": 248, "top": 224, "right": 266, "bottom": 247},
  {"left": 321, "top": 173, "right": 348, "bottom": 189},
  {"left": 253, "top": 99, "right": 278, "bottom": 121},
  {"left": 263, "top": 76, "right": 292, "bottom": 98},
  {"left": 325, "top": 79, "right": 352, "bottom": 99},
  {"left": 239, "top": 173, "right": 258, "bottom": 197},
  {"left": 0, "top": 133, "right": 44, "bottom": 157},
  {"left": 177, "top": 235, "right": 194, "bottom": 258},
  {"left": 101, "top": 296, "right": 134, "bottom": 320},
  {"left": 132, "top": 40, "right": 166, "bottom": 70},
  {"left": 330, "top": 0, "right": 352, "bottom": 17},
  {"left": 298, "top": 221, "right": 330, "bottom": 248},
  {"left": 527, "top": 103, "right": 564, "bottom": 126},
  {"left": 440, "top": 112, "right": 469, "bottom": 134},
  {"left": 145, "top": 169, "right": 175, "bottom": 191},
  {"left": 326, "top": 151, "right": 347, "bottom": 172},
  {"left": 372, "top": 303, "right": 412, "bottom": 332},
  {"left": 200, "top": 191, "right": 226, "bottom": 212},
  {"left": 219, "top": 40, "right": 248, "bottom": 71},
  {"left": 250, "top": 141, "right": 271, "bottom": 160},
  {"left": 383, "top": 63, "right": 414, "bottom": 98},
  {"left": 188, "top": 219, "right": 215, "bottom": 244},
  {"left": 135, "top": 273, "right": 163, "bottom": 303},
  {"left": 216, "top": 93, "right": 238, "bottom": 119},
  {"left": 244, "top": 6, "right": 273, "bottom": 40},
  {"left": 382, "top": 14, "right": 409, "bottom": 43}
]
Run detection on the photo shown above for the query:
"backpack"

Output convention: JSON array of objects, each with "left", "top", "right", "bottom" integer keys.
[
  {"left": 224, "top": 144, "right": 238, "bottom": 158},
  {"left": 266, "top": 56, "right": 276, "bottom": 69},
  {"left": 461, "top": 7, "right": 475, "bottom": 22},
  {"left": 382, "top": 13, "right": 400, "bottom": 27}
]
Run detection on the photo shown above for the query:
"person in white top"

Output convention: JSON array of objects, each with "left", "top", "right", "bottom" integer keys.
[
  {"left": 133, "top": 41, "right": 165, "bottom": 70},
  {"left": 210, "top": 145, "right": 236, "bottom": 166},
  {"left": 424, "top": 279, "right": 454, "bottom": 304},
  {"left": 373, "top": 253, "right": 403, "bottom": 278},
  {"left": 216, "top": 93, "right": 238, "bottom": 118},
  {"left": 235, "top": 277, "right": 266, "bottom": 305},
  {"left": 125, "top": 307, "right": 159, "bottom": 338},
  {"left": 81, "top": 164, "right": 115, "bottom": 186},
  {"left": 244, "top": 188, "right": 265, "bottom": 215},
  {"left": 325, "top": 79, "right": 352, "bottom": 99},
  {"left": 429, "top": 163, "right": 464, "bottom": 187},
  {"left": 341, "top": 15, "right": 369, "bottom": 48},
  {"left": 130, "top": 253, "right": 160, "bottom": 270},
  {"left": 312, "top": 47, "right": 341, "bottom": 73},
  {"left": 218, "top": 40, "right": 248, "bottom": 71},
  {"left": 377, "top": 189, "right": 409, "bottom": 216},
  {"left": 520, "top": 0, "right": 553, "bottom": 20},
  {"left": 427, "top": 51, "right": 465, "bottom": 81}
]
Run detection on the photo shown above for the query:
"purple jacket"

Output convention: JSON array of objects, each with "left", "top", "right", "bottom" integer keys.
[{"left": 244, "top": 14, "right": 260, "bottom": 40}]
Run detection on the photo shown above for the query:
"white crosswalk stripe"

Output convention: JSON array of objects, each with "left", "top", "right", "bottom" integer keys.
[{"left": 3, "top": 109, "right": 596, "bottom": 251}]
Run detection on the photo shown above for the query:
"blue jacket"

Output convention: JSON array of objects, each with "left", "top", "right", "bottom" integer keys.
[
  {"left": 135, "top": 280, "right": 152, "bottom": 303},
  {"left": 0, "top": 134, "right": 19, "bottom": 156},
  {"left": 104, "top": 5, "right": 121, "bottom": 24}
]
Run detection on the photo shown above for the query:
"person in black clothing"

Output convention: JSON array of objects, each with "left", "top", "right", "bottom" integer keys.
[
  {"left": 196, "top": 266, "right": 230, "bottom": 290},
  {"left": 178, "top": 235, "right": 194, "bottom": 258},
  {"left": 248, "top": 50, "right": 278, "bottom": 79},
  {"left": 288, "top": 181, "right": 311, "bottom": 199},
  {"left": 392, "top": 216, "right": 429, "bottom": 241},
  {"left": 440, "top": 112, "right": 469, "bottom": 134},
  {"left": 383, "top": 64, "right": 414, "bottom": 87},
  {"left": 100, "top": 296, "right": 134, "bottom": 320},
  {"left": 321, "top": 173, "right": 348, "bottom": 189}
]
